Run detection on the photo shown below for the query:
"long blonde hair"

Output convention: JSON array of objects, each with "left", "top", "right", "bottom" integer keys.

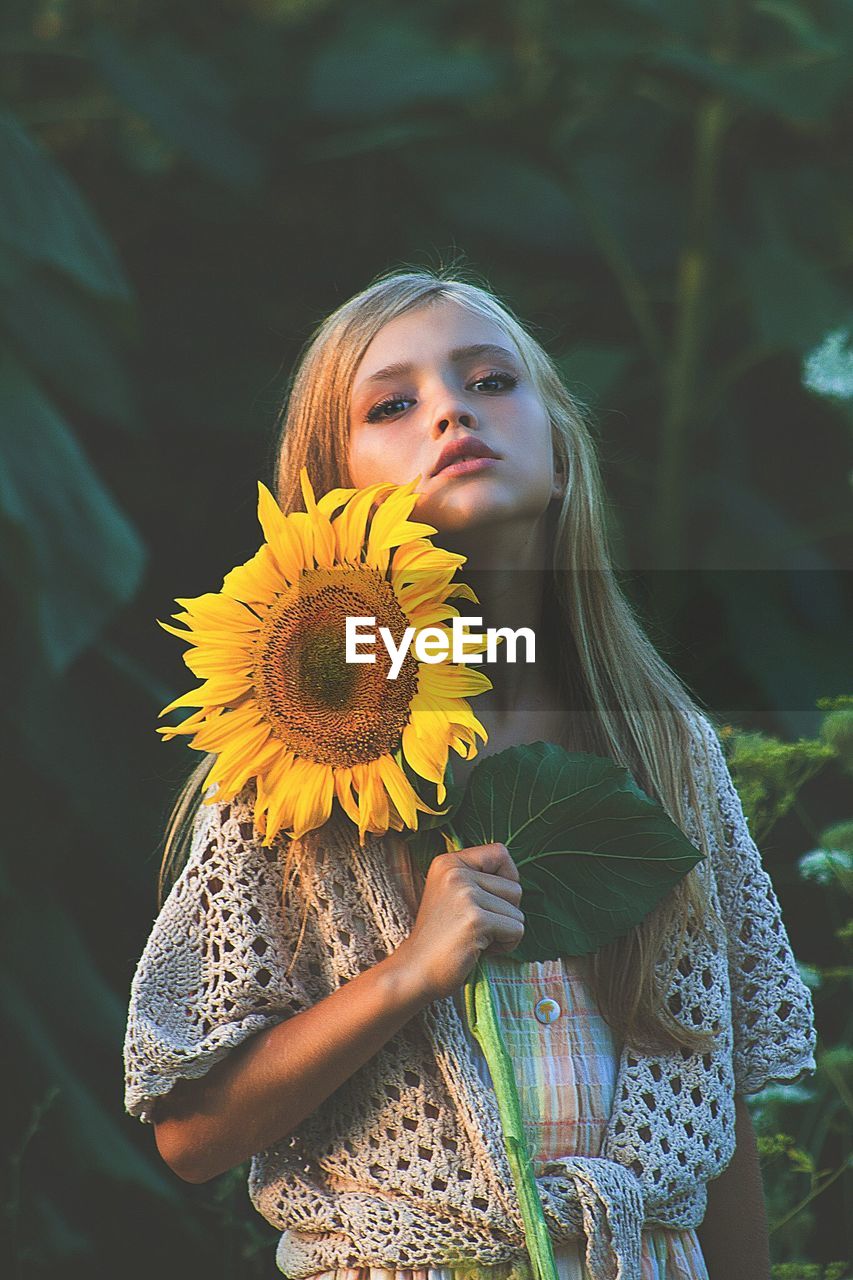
[{"left": 158, "top": 264, "right": 728, "bottom": 1056}]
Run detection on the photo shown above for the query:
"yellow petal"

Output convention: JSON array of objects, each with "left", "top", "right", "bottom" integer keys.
[
  {"left": 175, "top": 592, "right": 260, "bottom": 630},
  {"left": 211, "top": 723, "right": 277, "bottom": 787},
  {"left": 407, "top": 602, "right": 462, "bottom": 628},
  {"left": 401, "top": 718, "right": 447, "bottom": 786},
  {"left": 221, "top": 543, "right": 285, "bottom": 607},
  {"left": 289, "top": 759, "right": 335, "bottom": 839},
  {"left": 334, "top": 767, "right": 360, "bottom": 827},
  {"left": 365, "top": 487, "right": 437, "bottom": 567},
  {"left": 189, "top": 701, "right": 266, "bottom": 749},
  {"left": 257, "top": 751, "right": 301, "bottom": 843},
  {"left": 390, "top": 540, "right": 466, "bottom": 586},
  {"left": 299, "top": 468, "right": 336, "bottom": 568},
  {"left": 447, "top": 581, "right": 480, "bottom": 604},
  {"left": 417, "top": 663, "right": 493, "bottom": 698},
  {"left": 333, "top": 482, "right": 396, "bottom": 563},
  {"left": 353, "top": 761, "right": 389, "bottom": 843},
  {"left": 183, "top": 648, "right": 253, "bottom": 678},
  {"left": 317, "top": 485, "right": 358, "bottom": 519},
  {"left": 373, "top": 754, "right": 419, "bottom": 828},
  {"left": 257, "top": 482, "right": 308, "bottom": 584}
]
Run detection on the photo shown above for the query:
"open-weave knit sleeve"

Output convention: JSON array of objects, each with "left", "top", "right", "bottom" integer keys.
[
  {"left": 696, "top": 716, "right": 818, "bottom": 1096},
  {"left": 123, "top": 783, "right": 313, "bottom": 1124}
]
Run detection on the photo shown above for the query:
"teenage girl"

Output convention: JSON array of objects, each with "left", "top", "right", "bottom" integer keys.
[{"left": 137, "top": 269, "right": 777, "bottom": 1280}]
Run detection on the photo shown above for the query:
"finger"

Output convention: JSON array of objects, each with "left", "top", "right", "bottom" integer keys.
[
  {"left": 456, "top": 842, "right": 520, "bottom": 882},
  {"left": 472, "top": 869, "right": 523, "bottom": 906},
  {"left": 477, "top": 907, "right": 525, "bottom": 954},
  {"left": 472, "top": 886, "right": 525, "bottom": 923}
]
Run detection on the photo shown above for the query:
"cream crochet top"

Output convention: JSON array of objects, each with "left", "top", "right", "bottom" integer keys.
[{"left": 123, "top": 715, "right": 817, "bottom": 1280}]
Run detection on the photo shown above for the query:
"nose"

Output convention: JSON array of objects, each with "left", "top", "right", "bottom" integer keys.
[{"left": 431, "top": 387, "right": 479, "bottom": 435}]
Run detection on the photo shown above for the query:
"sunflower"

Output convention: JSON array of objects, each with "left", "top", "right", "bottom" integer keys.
[{"left": 156, "top": 468, "right": 493, "bottom": 845}]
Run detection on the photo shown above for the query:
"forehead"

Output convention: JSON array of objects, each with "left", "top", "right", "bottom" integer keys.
[{"left": 352, "top": 297, "right": 520, "bottom": 387}]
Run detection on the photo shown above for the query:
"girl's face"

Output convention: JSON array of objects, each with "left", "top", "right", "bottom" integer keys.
[{"left": 347, "top": 297, "right": 563, "bottom": 536}]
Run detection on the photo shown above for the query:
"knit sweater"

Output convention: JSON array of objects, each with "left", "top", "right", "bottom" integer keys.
[{"left": 123, "top": 714, "right": 817, "bottom": 1280}]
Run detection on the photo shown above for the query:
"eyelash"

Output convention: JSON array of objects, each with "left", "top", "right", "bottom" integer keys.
[{"left": 364, "top": 371, "right": 518, "bottom": 423}]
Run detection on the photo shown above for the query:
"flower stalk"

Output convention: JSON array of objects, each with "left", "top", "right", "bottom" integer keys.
[{"left": 446, "top": 829, "right": 559, "bottom": 1280}]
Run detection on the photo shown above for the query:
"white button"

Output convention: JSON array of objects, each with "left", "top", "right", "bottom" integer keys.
[{"left": 534, "top": 996, "right": 561, "bottom": 1024}]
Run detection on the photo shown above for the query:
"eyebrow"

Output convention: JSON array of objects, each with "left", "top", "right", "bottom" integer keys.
[{"left": 355, "top": 343, "right": 521, "bottom": 392}]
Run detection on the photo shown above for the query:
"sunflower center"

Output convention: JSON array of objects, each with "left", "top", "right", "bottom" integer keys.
[{"left": 253, "top": 566, "right": 419, "bottom": 767}]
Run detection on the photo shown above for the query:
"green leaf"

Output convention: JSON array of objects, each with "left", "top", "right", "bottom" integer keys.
[
  {"left": 726, "top": 729, "right": 835, "bottom": 843},
  {"left": 306, "top": 18, "right": 501, "bottom": 118},
  {"left": 803, "top": 327, "right": 853, "bottom": 402},
  {"left": 403, "top": 145, "right": 586, "bottom": 255},
  {"left": 742, "top": 239, "right": 851, "bottom": 353},
  {"left": 0, "top": 266, "right": 141, "bottom": 432},
  {"left": 553, "top": 345, "right": 633, "bottom": 405},
  {"left": 0, "top": 110, "right": 133, "bottom": 301},
  {"left": 450, "top": 742, "right": 704, "bottom": 959},
  {"left": 85, "top": 27, "right": 267, "bottom": 188},
  {"left": 0, "top": 348, "right": 146, "bottom": 673},
  {"left": 649, "top": 45, "right": 851, "bottom": 123},
  {"left": 754, "top": 2, "right": 840, "bottom": 56},
  {"left": 0, "top": 971, "right": 177, "bottom": 1199},
  {"left": 0, "top": 894, "right": 127, "bottom": 1053}
]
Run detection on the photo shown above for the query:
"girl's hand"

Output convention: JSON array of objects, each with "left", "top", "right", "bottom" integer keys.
[{"left": 395, "top": 843, "right": 525, "bottom": 1003}]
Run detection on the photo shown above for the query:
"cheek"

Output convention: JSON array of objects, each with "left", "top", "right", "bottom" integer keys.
[
  {"left": 347, "top": 426, "right": 417, "bottom": 489},
  {"left": 346, "top": 427, "right": 384, "bottom": 488}
]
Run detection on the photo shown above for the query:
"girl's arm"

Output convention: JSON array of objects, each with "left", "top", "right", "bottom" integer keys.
[
  {"left": 695, "top": 1094, "right": 771, "bottom": 1280},
  {"left": 154, "top": 949, "right": 430, "bottom": 1184}
]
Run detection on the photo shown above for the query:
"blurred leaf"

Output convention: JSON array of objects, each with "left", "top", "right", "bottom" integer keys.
[
  {"left": 0, "top": 971, "right": 177, "bottom": 1198},
  {"left": 31, "top": 1193, "right": 91, "bottom": 1261},
  {"left": 744, "top": 241, "right": 850, "bottom": 352},
  {"left": 305, "top": 118, "right": 447, "bottom": 161},
  {"left": 709, "top": 569, "right": 851, "bottom": 740},
  {"left": 85, "top": 27, "right": 267, "bottom": 188},
  {"left": 554, "top": 28, "right": 656, "bottom": 61},
  {"left": 610, "top": 0, "right": 707, "bottom": 39},
  {"left": 820, "top": 709, "right": 853, "bottom": 774},
  {"left": 554, "top": 344, "right": 633, "bottom": 404},
  {"left": 754, "top": 2, "right": 840, "bottom": 55},
  {"left": 803, "top": 327, "right": 853, "bottom": 402},
  {"left": 562, "top": 142, "right": 683, "bottom": 281},
  {"left": 740, "top": 171, "right": 853, "bottom": 353},
  {"left": 306, "top": 17, "right": 502, "bottom": 118},
  {"left": 798, "top": 847, "right": 853, "bottom": 894},
  {"left": 0, "top": 348, "right": 146, "bottom": 674},
  {"left": 0, "top": 266, "right": 141, "bottom": 432},
  {"left": 403, "top": 144, "right": 586, "bottom": 254},
  {"left": 820, "top": 820, "right": 853, "bottom": 854},
  {"left": 650, "top": 45, "right": 852, "bottom": 122},
  {"left": 726, "top": 728, "right": 834, "bottom": 842},
  {"left": 0, "top": 109, "right": 133, "bottom": 302},
  {"left": 0, "top": 895, "right": 126, "bottom": 1052}
]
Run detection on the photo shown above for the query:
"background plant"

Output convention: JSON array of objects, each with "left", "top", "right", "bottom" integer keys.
[{"left": 0, "top": 0, "right": 850, "bottom": 1275}]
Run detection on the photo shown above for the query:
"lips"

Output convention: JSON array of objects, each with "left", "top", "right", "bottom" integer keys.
[{"left": 430, "top": 438, "right": 501, "bottom": 477}]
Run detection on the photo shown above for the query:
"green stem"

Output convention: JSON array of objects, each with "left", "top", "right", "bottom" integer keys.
[
  {"left": 768, "top": 1156, "right": 853, "bottom": 1235},
  {"left": 654, "top": 1, "right": 744, "bottom": 577},
  {"left": 445, "top": 826, "right": 557, "bottom": 1280},
  {"left": 463, "top": 956, "right": 559, "bottom": 1280}
]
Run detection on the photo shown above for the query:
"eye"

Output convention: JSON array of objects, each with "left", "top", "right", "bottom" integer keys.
[
  {"left": 471, "top": 371, "right": 518, "bottom": 392},
  {"left": 364, "top": 394, "right": 413, "bottom": 424},
  {"left": 363, "top": 371, "right": 518, "bottom": 424}
]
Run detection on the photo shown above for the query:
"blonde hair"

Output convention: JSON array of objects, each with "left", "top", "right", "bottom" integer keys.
[{"left": 158, "top": 264, "right": 728, "bottom": 1056}]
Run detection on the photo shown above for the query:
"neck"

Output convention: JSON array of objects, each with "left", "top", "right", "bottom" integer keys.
[{"left": 437, "top": 510, "right": 562, "bottom": 718}]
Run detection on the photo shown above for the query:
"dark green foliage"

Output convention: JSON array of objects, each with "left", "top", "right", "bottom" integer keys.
[{"left": 1, "top": 0, "right": 850, "bottom": 1275}]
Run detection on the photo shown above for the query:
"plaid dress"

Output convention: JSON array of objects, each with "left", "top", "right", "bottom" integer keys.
[{"left": 304, "top": 837, "right": 710, "bottom": 1280}]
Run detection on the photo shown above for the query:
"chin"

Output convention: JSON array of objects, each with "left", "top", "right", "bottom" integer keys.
[{"left": 416, "top": 494, "right": 517, "bottom": 538}]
